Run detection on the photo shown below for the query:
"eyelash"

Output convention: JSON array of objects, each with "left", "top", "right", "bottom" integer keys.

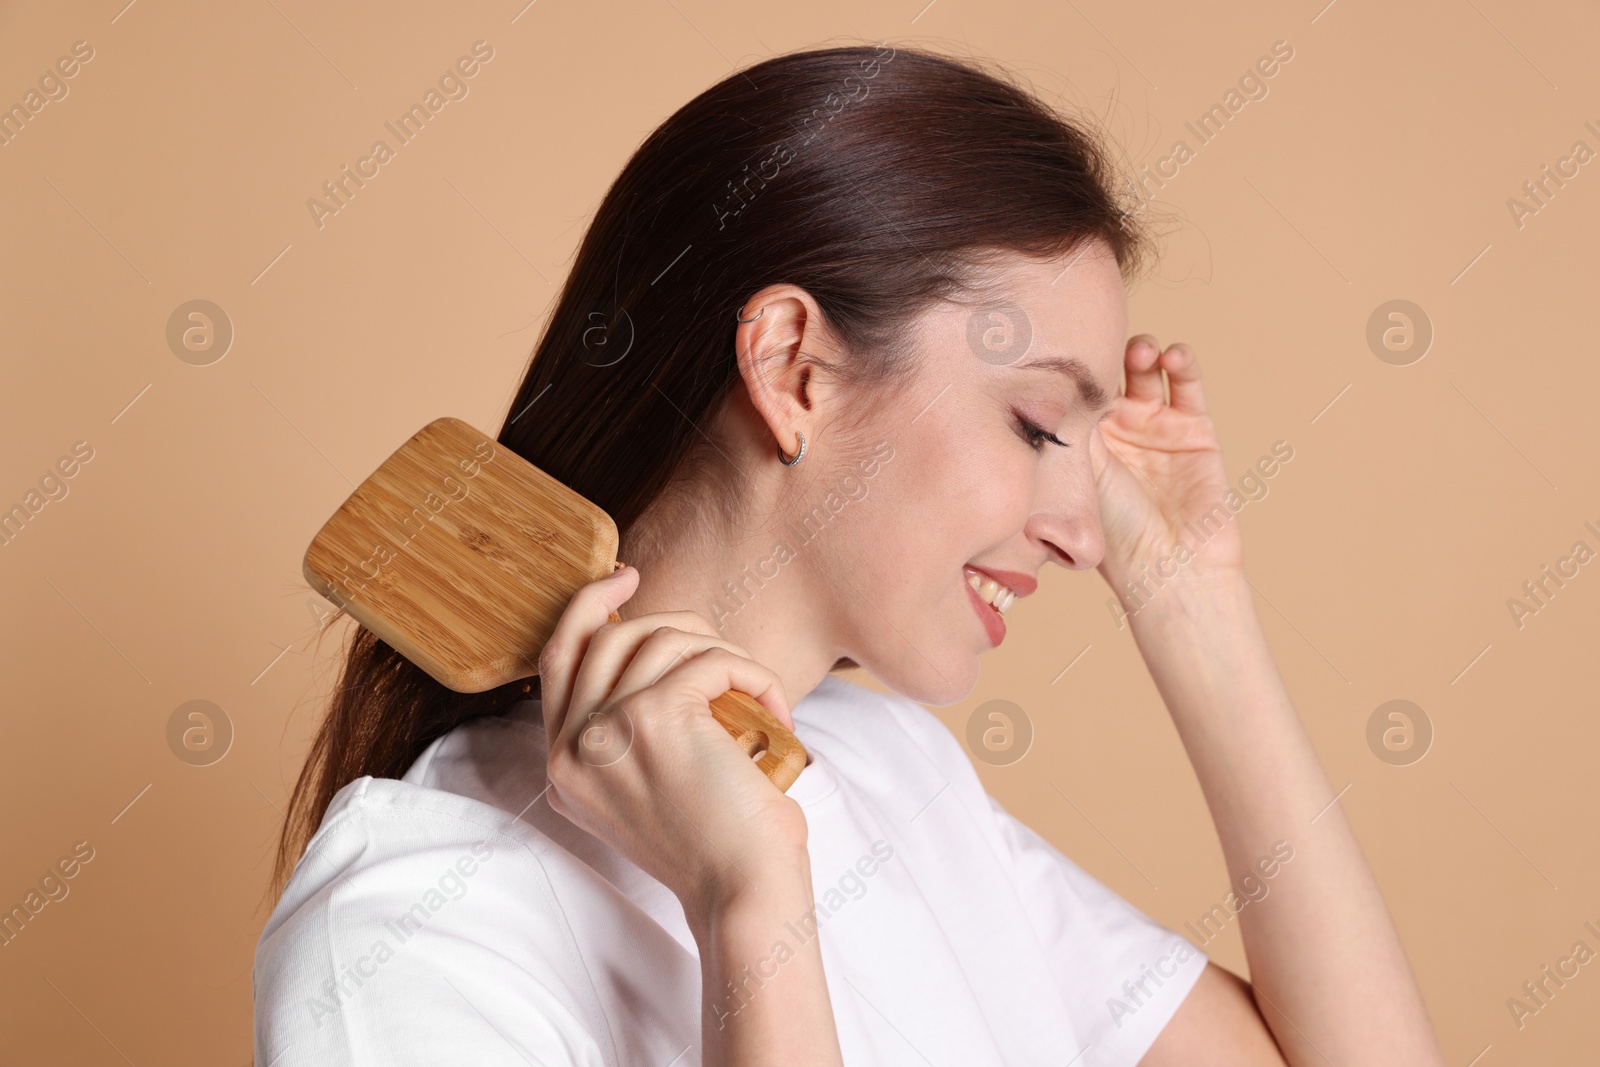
[{"left": 1014, "top": 412, "right": 1068, "bottom": 451}]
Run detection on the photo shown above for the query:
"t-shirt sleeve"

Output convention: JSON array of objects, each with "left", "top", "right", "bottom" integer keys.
[
  {"left": 984, "top": 791, "right": 1208, "bottom": 1067},
  {"left": 253, "top": 787, "right": 615, "bottom": 1067}
]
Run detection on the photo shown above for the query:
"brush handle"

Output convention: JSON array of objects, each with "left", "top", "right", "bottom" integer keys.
[
  {"left": 711, "top": 689, "right": 809, "bottom": 792},
  {"left": 605, "top": 607, "right": 809, "bottom": 792}
]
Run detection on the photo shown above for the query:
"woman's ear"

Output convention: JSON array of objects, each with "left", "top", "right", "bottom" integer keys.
[{"left": 732, "top": 284, "right": 840, "bottom": 451}]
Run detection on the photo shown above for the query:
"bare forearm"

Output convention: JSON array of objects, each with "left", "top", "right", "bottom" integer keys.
[
  {"left": 1125, "top": 569, "right": 1443, "bottom": 1066},
  {"left": 689, "top": 859, "right": 844, "bottom": 1067}
]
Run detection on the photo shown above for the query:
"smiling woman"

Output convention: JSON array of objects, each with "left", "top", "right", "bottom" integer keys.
[{"left": 257, "top": 41, "right": 1446, "bottom": 1067}]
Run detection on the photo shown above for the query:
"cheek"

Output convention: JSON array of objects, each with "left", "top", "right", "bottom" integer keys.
[
  {"left": 947, "top": 433, "right": 1033, "bottom": 530},
  {"left": 896, "top": 429, "right": 1033, "bottom": 554},
  {"left": 823, "top": 444, "right": 953, "bottom": 595}
]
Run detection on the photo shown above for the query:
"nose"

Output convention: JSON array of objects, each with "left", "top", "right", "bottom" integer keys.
[{"left": 1027, "top": 460, "right": 1105, "bottom": 571}]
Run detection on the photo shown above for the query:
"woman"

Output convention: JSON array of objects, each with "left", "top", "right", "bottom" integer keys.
[{"left": 255, "top": 43, "right": 1445, "bottom": 1066}]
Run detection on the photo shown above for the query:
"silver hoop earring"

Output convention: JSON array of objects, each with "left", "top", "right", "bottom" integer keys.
[
  {"left": 735, "top": 305, "right": 764, "bottom": 323},
  {"left": 778, "top": 430, "right": 806, "bottom": 467}
]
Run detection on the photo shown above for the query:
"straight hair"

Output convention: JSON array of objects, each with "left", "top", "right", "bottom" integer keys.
[{"left": 273, "top": 42, "right": 1148, "bottom": 898}]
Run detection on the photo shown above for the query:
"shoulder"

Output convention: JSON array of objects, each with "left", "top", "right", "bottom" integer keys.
[
  {"left": 259, "top": 775, "right": 578, "bottom": 962},
  {"left": 254, "top": 776, "right": 614, "bottom": 1064},
  {"left": 263, "top": 774, "right": 536, "bottom": 910}
]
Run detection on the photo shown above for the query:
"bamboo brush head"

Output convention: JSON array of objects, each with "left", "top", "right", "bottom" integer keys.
[{"left": 302, "top": 416, "right": 618, "bottom": 693}]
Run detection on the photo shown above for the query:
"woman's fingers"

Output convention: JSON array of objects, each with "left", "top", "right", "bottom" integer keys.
[
  {"left": 1122, "top": 335, "right": 1208, "bottom": 416},
  {"left": 547, "top": 630, "right": 793, "bottom": 828},
  {"left": 648, "top": 645, "right": 794, "bottom": 735},
  {"left": 565, "top": 612, "right": 748, "bottom": 715},
  {"left": 538, "top": 565, "right": 639, "bottom": 747},
  {"left": 1161, "top": 342, "right": 1208, "bottom": 415},
  {"left": 564, "top": 624, "right": 767, "bottom": 747},
  {"left": 1123, "top": 334, "right": 1166, "bottom": 404}
]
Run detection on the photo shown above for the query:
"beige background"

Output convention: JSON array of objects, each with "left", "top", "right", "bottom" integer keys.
[{"left": 2, "top": 0, "right": 1596, "bottom": 1062}]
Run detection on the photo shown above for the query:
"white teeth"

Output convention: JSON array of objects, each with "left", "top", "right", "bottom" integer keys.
[{"left": 966, "top": 569, "right": 1017, "bottom": 615}]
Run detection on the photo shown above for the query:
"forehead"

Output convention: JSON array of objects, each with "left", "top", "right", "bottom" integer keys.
[{"left": 961, "top": 244, "right": 1128, "bottom": 406}]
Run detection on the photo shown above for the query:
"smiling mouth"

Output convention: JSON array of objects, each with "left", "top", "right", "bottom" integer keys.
[{"left": 964, "top": 567, "right": 1017, "bottom": 615}]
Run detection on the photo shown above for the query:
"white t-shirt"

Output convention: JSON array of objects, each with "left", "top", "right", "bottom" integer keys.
[{"left": 254, "top": 672, "right": 1206, "bottom": 1065}]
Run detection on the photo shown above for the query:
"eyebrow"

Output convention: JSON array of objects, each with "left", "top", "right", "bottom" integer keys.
[{"left": 1010, "top": 355, "right": 1113, "bottom": 411}]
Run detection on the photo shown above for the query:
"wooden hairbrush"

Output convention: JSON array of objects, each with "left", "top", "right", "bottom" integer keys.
[{"left": 302, "top": 416, "right": 807, "bottom": 792}]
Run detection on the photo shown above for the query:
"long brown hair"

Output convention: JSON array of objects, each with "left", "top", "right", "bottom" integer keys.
[{"left": 273, "top": 42, "right": 1148, "bottom": 898}]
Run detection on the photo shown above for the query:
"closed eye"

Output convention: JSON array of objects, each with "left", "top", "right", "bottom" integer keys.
[{"left": 1014, "top": 411, "right": 1068, "bottom": 451}]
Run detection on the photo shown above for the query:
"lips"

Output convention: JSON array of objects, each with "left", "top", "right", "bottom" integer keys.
[
  {"left": 962, "top": 564, "right": 1037, "bottom": 648},
  {"left": 965, "top": 575, "right": 1007, "bottom": 647},
  {"left": 967, "top": 565, "right": 1038, "bottom": 598}
]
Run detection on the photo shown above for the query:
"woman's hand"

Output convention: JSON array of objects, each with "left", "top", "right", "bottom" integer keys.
[
  {"left": 1094, "top": 340, "right": 1449, "bottom": 1067},
  {"left": 1090, "top": 335, "right": 1243, "bottom": 590},
  {"left": 536, "top": 564, "right": 810, "bottom": 926},
  {"left": 539, "top": 567, "right": 844, "bottom": 1067}
]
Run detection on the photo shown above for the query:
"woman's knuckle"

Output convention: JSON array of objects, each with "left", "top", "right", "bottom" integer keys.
[
  {"left": 699, "top": 646, "right": 739, "bottom": 667},
  {"left": 546, "top": 782, "right": 582, "bottom": 822},
  {"left": 596, "top": 692, "right": 632, "bottom": 718},
  {"left": 642, "top": 627, "right": 691, "bottom": 660},
  {"left": 665, "top": 610, "right": 715, "bottom": 634},
  {"left": 588, "top": 620, "right": 627, "bottom": 652},
  {"left": 546, "top": 750, "right": 574, "bottom": 788}
]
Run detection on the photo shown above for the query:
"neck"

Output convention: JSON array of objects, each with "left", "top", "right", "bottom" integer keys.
[{"left": 613, "top": 508, "right": 840, "bottom": 715}]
